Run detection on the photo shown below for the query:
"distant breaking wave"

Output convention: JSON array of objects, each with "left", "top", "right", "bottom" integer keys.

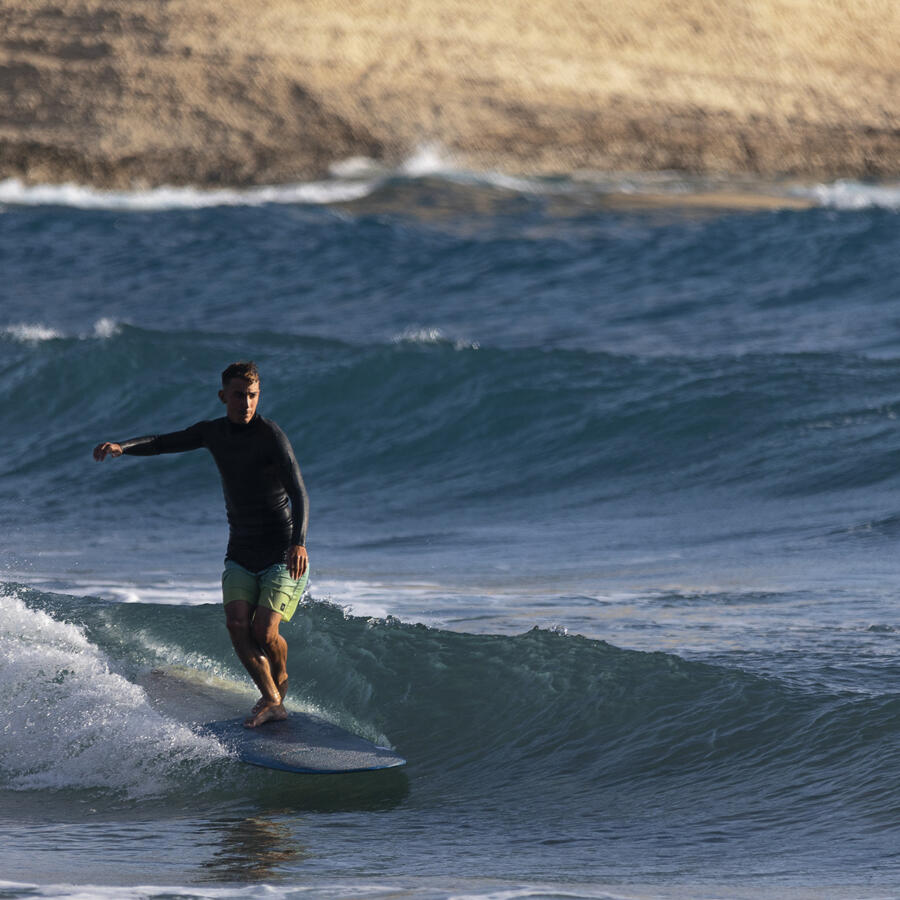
[
  {"left": 2, "top": 318, "right": 121, "bottom": 343},
  {"left": 0, "top": 177, "right": 377, "bottom": 211},
  {"left": 2, "top": 146, "right": 899, "bottom": 211},
  {"left": 803, "top": 179, "right": 900, "bottom": 211}
]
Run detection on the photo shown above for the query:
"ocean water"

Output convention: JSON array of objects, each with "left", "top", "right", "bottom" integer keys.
[{"left": 2, "top": 155, "right": 900, "bottom": 899}]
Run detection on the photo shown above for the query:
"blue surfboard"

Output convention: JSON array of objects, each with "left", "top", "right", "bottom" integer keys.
[
  {"left": 202, "top": 713, "right": 406, "bottom": 774},
  {"left": 141, "top": 665, "right": 405, "bottom": 774}
]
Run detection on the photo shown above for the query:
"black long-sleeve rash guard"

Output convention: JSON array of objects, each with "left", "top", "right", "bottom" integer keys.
[{"left": 119, "top": 415, "right": 309, "bottom": 573}]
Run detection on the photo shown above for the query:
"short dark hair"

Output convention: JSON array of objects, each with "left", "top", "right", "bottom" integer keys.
[{"left": 221, "top": 361, "right": 260, "bottom": 386}]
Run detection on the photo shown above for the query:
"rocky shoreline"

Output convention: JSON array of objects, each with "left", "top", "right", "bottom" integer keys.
[{"left": 1, "top": 0, "right": 898, "bottom": 188}]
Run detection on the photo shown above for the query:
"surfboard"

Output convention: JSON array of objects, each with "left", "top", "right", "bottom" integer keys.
[
  {"left": 202, "top": 714, "right": 405, "bottom": 774},
  {"left": 140, "top": 665, "right": 405, "bottom": 774}
]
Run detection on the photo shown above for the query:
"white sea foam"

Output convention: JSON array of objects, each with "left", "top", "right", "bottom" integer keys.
[
  {"left": 5, "top": 147, "right": 897, "bottom": 219},
  {"left": 0, "top": 885, "right": 313, "bottom": 900},
  {"left": 0, "top": 883, "right": 644, "bottom": 900},
  {"left": 0, "top": 144, "right": 531, "bottom": 211},
  {"left": 1, "top": 318, "right": 124, "bottom": 343},
  {"left": 802, "top": 179, "right": 900, "bottom": 211},
  {"left": 92, "top": 317, "right": 121, "bottom": 338},
  {"left": 1, "top": 323, "right": 64, "bottom": 342},
  {"left": 0, "top": 589, "right": 224, "bottom": 795},
  {"left": 397, "top": 144, "right": 539, "bottom": 195},
  {"left": 0, "top": 176, "right": 378, "bottom": 211},
  {"left": 398, "top": 144, "right": 549, "bottom": 194},
  {"left": 392, "top": 326, "right": 480, "bottom": 350},
  {"left": 393, "top": 326, "right": 445, "bottom": 344},
  {"left": 6, "top": 150, "right": 885, "bottom": 213},
  {"left": 75, "top": 581, "right": 220, "bottom": 605},
  {"left": 6, "top": 569, "right": 232, "bottom": 607},
  {"left": 399, "top": 143, "right": 458, "bottom": 177}
]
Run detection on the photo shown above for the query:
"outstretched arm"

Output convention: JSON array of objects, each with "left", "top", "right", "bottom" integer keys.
[{"left": 92, "top": 425, "right": 206, "bottom": 461}]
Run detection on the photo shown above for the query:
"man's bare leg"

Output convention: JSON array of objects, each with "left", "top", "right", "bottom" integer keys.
[
  {"left": 224, "top": 601, "right": 286, "bottom": 727},
  {"left": 249, "top": 668, "right": 288, "bottom": 716},
  {"left": 243, "top": 608, "right": 289, "bottom": 726}
]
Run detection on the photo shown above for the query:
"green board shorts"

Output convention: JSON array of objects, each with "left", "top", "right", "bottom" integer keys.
[{"left": 221, "top": 558, "right": 309, "bottom": 622}]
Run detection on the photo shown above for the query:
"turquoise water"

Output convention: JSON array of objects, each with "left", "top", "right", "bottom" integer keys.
[{"left": 1, "top": 166, "right": 900, "bottom": 899}]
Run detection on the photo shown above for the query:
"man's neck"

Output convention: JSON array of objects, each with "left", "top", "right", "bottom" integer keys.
[{"left": 227, "top": 413, "right": 259, "bottom": 430}]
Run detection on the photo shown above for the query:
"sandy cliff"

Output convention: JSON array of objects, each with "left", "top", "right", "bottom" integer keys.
[{"left": 1, "top": 0, "right": 898, "bottom": 187}]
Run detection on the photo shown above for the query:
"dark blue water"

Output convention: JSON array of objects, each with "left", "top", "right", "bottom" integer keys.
[{"left": 1, "top": 169, "right": 899, "bottom": 899}]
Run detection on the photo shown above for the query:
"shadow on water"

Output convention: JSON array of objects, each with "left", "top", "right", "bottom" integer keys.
[
  {"left": 197, "top": 769, "right": 410, "bottom": 882},
  {"left": 0, "top": 765, "right": 409, "bottom": 827},
  {"left": 0, "top": 766, "right": 409, "bottom": 887},
  {"left": 198, "top": 815, "right": 310, "bottom": 882},
  {"left": 236, "top": 765, "right": 411, "bottom": 814}
]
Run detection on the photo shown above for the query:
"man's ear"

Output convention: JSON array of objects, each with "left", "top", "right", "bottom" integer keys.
[{"left": 218, "top": 389, "right": 226, "bottom": 404}]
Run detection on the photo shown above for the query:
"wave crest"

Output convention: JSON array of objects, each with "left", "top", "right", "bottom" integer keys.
[
  {"left": 0, "top": 588, "right": 223, "bottom": 796},
  {"left": 5, "top": 155, "right": 896, "bottom": 212},
  {"left": 1, "top": 319, "right": 123, "bottom": 343}
]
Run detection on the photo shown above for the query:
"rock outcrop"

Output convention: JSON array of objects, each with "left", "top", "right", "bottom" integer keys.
[{"left": 1, "top": 0, "right": 898, "bottom": 187}]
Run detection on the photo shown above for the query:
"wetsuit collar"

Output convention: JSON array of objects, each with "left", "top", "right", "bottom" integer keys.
[{"left": 227, "top": 413, "right": 261, "bottom": 433}]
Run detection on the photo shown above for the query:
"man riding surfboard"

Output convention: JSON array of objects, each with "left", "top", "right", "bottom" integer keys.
[{"left": 93, "top": 361, "right": 309, "bottom": 728}]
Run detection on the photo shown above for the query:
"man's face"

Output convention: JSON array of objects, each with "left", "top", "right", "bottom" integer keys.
[{"left": 219, "top": 377, "right": 260, "bottom": 424}]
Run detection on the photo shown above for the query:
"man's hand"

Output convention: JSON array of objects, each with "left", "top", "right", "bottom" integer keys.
[
  {"left": 287, "top": 544, "right": 308, "bottom": 580},
  {"left": 93, "top": 442, "right": 123, "bottom": 461}
]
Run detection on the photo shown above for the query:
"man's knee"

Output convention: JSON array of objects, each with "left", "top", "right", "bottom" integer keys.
[
  {"left": 225, "top": 600, "right": 252, "bottom": 639},
  {"left": 251, "top": 611, "right": 283, "bottom": 651}
]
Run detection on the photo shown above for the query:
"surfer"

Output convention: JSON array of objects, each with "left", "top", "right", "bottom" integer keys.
[{"left": 93, "top": 361, "right": 309, "bottom": 728}]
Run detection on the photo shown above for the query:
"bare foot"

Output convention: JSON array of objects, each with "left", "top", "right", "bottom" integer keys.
[{"left": 243, "top": 699, "right": 287, "bottom": 728}]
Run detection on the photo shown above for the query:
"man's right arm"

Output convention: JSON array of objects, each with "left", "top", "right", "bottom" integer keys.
[{"left": 93, "top": 424, "right": 207, "bottom": 461}]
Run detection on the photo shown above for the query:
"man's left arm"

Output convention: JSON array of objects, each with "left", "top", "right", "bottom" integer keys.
[{"left": 272, "top": 424, "right": 309, "bottom": 580}]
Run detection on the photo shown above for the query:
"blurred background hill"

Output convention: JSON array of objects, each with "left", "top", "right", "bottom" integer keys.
[{"left": 1, "top": 0, "right": 898, "bottom": 187}]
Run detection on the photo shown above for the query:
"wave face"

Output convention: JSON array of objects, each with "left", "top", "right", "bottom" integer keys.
[
  {"left": 4, "top": 300, "right": 900, "bottom": 610},
  {"left": 5, "top": 584, "right": 899, "bottom": 845},
  {"left": 2, "top": 171, "right": 900, "bottom": 894},
  {"left": 6, "top": 320, "right": 900, "bottom": 506}
]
